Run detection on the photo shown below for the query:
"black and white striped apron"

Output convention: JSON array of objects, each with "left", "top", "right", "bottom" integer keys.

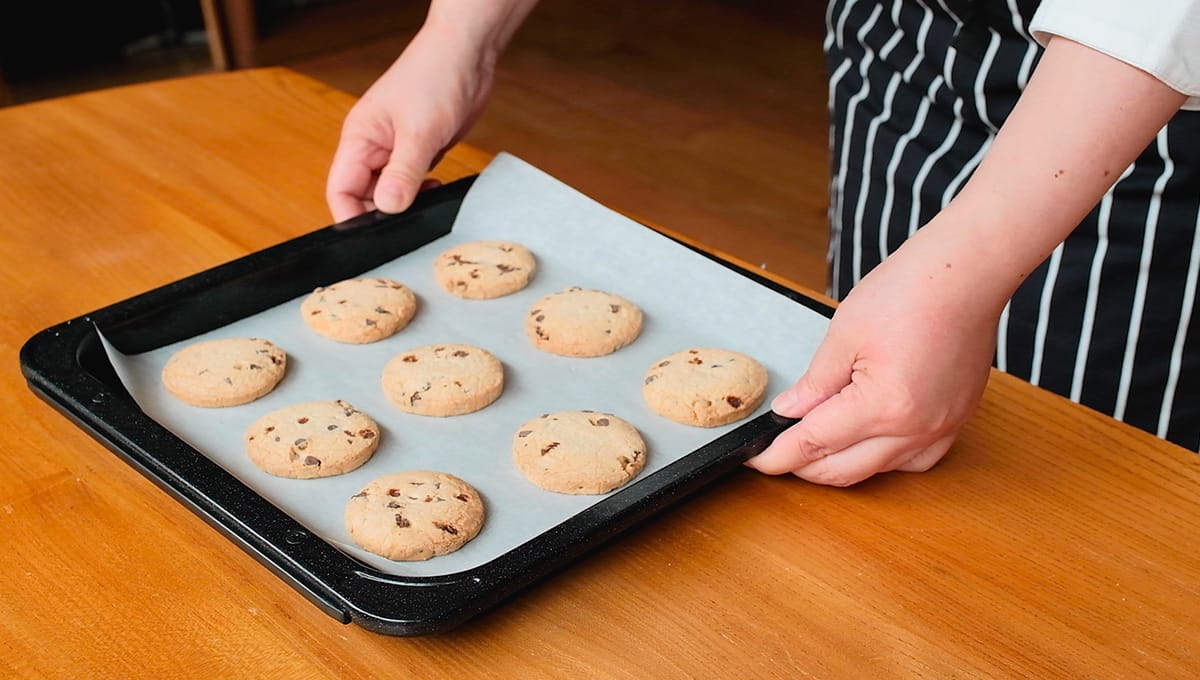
[{"left": 825, "top": 0, "right": 1200, "bottom": 451}]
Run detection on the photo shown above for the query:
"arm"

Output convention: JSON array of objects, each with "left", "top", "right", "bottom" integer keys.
[
  {"left": 326, "top": 0, "right": 539, "bottom": 221},
  {"left": 746, "top": 36, "right": 1188, "bottom": 486}
]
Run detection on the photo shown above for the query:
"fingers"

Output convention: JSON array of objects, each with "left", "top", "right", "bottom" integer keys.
[
  {"left": 791, "top": 434, "right": 953, "bottom": 486},
  {"left": 769, "top": 340, "right": 854, "bottom": 419},
  {"left": 747, "top": 378, "right": 874, "bottom": 475},
  {"left": 326, "top": 136, "right": 388, "bottom": 222},
  {"left": 326, "top": 158, "right": 374, "bottom": 223},
  {"left": 745, "top": 371, "right": 955, "bottom": 482},
  {"left": 372, "top": 133, "right": 443, "bottom": 214},
  {"left": 326, "top": 127, "right": 446, "bottom": 221}
]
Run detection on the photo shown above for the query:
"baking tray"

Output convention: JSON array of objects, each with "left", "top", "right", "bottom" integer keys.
[{"left": 20, "top": 175, "right": 833, "bottom": 636}]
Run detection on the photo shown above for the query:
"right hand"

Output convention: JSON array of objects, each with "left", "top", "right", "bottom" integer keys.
[{"left": 325, "top": 21, "right": 499, "bottom": 221}]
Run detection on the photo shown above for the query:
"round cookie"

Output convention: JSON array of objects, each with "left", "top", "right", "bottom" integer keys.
[
  {"left": 642, "top": 348, "right": 768, "bottom": 427},
  {"left": 244, "top": 400, "right": 380, "bottom": 479},
  {"left": 345, "top": 470, "right": 485, "bottom": 561},
  {"left": 301, "top": 277, "right": 417, "bottom": 344},
  {"left": 161, "top": 337, "right": 287, "bottom": 407},
  {"left": 433, "top": 240, "right": 536, "bottom": 299},
  {"left": 525, "top": 287, "right": 643, "bottom": 357},
  {"left": 512, "top": 410, "right": 647, "bottom": 494},
  {"left": 381, "top": 343, "right": 504, "bottom": 416}
]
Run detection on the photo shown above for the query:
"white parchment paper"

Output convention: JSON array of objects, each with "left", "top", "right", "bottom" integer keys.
[{"left": 104, "top": 153, "right": 830, "bottom": 578}]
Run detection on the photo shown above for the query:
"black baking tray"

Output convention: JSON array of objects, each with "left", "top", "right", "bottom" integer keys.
[{"left": 20, "top": 176, "right": 834, "bottom": 636}]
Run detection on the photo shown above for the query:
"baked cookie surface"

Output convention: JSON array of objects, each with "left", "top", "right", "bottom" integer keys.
[
  {"left": 344, "top": 470, "right": 485, "bottom": 561},
  {"left": 512, "top": 410, "right": 647, "bottom": 494},
  {"left": 381, "top": 343, "right": 504, "bottom": 416},
  {"left": 433, "top": 240, "right": 536, "bottom": 299},
  {"left": 161, "top": 337, "right": 287, "bottom": 407},
  {"left": 244, "top": 400, "right": 380, "bottom": 478},
  {"left": 301, "top": 277, "right": 417, "bottom": 344},
  {"left": 525, "top": 287, "right": 643, "bottom": 357},
  {"left": 642, "top": 348, "right": 768, "bottom": 427}
]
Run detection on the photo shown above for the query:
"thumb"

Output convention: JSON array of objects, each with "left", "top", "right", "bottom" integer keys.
[
  {"left": 771, "top": 342, "right": 854, "bottom": 418},
  {"left": 373, "top": 136, "right": 439, "bottom": 214}
]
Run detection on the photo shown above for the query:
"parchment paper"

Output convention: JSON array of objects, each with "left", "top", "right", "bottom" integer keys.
[{"left": 104, "top": 153, "right": 830, "bottom": 578}]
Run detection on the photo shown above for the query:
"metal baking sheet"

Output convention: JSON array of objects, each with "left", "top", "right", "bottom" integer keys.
[{"left": 21, "top": 153, "right": 833, "bottom": 634}]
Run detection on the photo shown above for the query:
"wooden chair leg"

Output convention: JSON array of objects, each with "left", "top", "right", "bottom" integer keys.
[{"left": 199, "top": 0, "right": 258, "bottom": 70}]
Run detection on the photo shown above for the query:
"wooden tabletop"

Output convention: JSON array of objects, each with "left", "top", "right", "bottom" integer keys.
[{"left": 2, "top": 68, "right": 1198, "bottom": 678}]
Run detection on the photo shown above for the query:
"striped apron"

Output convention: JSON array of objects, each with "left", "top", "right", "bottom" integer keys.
[{"left": 825, "top": 0, "right": 1200, "bottom": 451}]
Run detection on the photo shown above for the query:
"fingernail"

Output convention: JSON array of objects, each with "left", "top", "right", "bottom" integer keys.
[
  {"left": 374, "top": 182, "right": 411, "bottom": 213},
  {"left": 771, "top": 389, "right": 799, "bottom": 413}
]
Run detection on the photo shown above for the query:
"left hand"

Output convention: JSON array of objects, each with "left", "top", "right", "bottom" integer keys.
[{"left": 746, "top": 235, "right": 999, "bottom": 486}]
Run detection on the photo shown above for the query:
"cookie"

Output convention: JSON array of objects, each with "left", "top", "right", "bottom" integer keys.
[
  {"left": 161, "top": 337, "right": 287, "bottom": 407},
  {"left": 300, "top": 277, "right": 417, "bottom": 344},
  {"left": 345, "top": 470, "right": 485, "bottom": 561},
  {"left": 244, "top": 400, "right": 380, "bottom": 479},
  {"left": 642, "top": 348, "right": 768, "bottom": 427},
  {"left": 433, "top": 240, "right": 536, "bottom": 299},
  {"left": 512, "top": 410, "right": 647, "bottom": 494},
  {"left": 381, "top": 343, "right": 504, "bottom": 416},
  {"left": 525, "top": 287, "right": 643, "bottom": 357}
]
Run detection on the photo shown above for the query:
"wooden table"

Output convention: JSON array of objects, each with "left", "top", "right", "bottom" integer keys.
[{"left": 2, "top": 68, "right": 1198, "bottom": 678}]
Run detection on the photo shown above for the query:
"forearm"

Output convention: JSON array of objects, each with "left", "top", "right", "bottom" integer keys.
[
  {"left": 892, "top": 36, "right": 1187, "bottom": 316},
  {"left": 423, "top": 0, "right": 541, "bottom": 69}
]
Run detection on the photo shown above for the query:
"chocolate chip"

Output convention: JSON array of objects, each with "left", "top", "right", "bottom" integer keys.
[
  {"left": 297, "top": 417, "right": 309, "bottom": 424},
  {"left": 303, "top": 456, "right": 321, "bottom": 466},
  {"left": 294, "top": 438, "right": 309, "bottom": 450},
  {"left": 433, "top": 522, "right": 458, "bottom": 535},
  {"left": 540, "top": 442, "right": 560, "bottom": 455},
  {"left": 394, "top": 514, "right": 411, "bottom": 528},
  {"left": 725, "top": 396, "right": 743, "bottom": 408},
  {"left": 517, "top": 430, "right": 532, "bottom": 438}
]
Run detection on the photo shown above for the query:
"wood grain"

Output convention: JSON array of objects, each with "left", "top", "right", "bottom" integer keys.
[{"left": 2, "top": 68, "right": 1198, "bottom": 679}]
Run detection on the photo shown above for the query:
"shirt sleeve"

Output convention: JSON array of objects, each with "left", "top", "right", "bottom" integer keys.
[{"left": 1029, "top": 0, "right": 1200, "bottom": 110}]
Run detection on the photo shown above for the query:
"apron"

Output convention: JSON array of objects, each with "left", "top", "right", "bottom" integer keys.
[{"left": 825, "top": 0, "right": 1200, "bottom": 450}]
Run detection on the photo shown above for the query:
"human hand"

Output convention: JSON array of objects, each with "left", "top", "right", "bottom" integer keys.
[
  {"left": 746, "top": 237, "right": 1001, "bottom": 486},
  {"left": 325, "top": 12, "right": 512, "bottom": 221}
]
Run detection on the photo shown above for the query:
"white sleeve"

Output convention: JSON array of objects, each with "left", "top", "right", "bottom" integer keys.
[{"left": 1029, "top": 0, "right": 1200, "bottom": 110}]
